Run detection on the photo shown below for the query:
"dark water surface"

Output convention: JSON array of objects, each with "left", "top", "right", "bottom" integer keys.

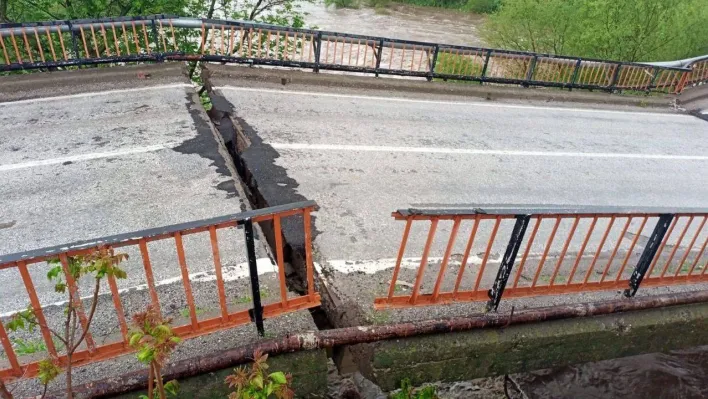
[{"left": 517, "top": 346, "right": 708, "bottom": 398}]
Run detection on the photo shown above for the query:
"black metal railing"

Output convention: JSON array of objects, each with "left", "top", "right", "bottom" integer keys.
[{"left": 1, "top": 15, "right": 705, "bottom": 93}]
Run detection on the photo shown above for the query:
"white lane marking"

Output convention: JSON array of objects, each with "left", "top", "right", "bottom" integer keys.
[
  {"left": 216, "top": 86, "right": 689, "bottom": 118},
  {"left": 0, "top": 144, "right": 178, "bottom": 172},
  {"left": 269, "top": 142, "right": 708, "bottom": 161},
  {"left": 0, "top": 257, "right": 275, "bottom": 317},
  {"left": 0, "top": 83, "right": 192, "bottom": 106}
]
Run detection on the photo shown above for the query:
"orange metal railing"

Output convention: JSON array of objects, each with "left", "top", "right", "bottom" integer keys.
[
  {"left": 375, "top": 207, "right": 708, "bottom": 311},
  {"left": 0, "top": 201, "right": 320, "bottom": 381}
]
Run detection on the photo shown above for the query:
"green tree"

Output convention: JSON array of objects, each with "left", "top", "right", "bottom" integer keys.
[
  {"left": 2, "top": 0, "right": 189, "bottom": 22},
  {"left": 482, "top": 0, "right": 708, "bottom": 61}
]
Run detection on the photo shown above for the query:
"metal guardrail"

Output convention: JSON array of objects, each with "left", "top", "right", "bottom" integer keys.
[
  {"left": 1, "top": 15, "right": 706, "bottom": 94},
  {"left": 0, "top": 201, "right": 320, "bottom": 381},
  {"left": 375, "top": 206, "right": 708, "bottom": 311}
]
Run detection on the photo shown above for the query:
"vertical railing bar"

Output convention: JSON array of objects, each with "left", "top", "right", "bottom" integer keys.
[
  {"left": 106, "top": 273, "right": 129, "bottom": 344},
  {"left": 17, "top": 261, "right": 58, "bottom": 357},
  {"left": 141, "top": 21, "right": 151, "bottom": 55},
  {"left": 59, "top": 253, "right": 96, "bottom": 352},
  {"left": 487, "top": 215, "right": 531, "bottom": 311},
  {"left": 567, "top": 216, "right": 598, "bottom": 284},
  {"left": 400, "top": 43, "right": 406, "bottom": 70},
  {"left": 0, "top": 321, "right": 21, "bottom": 376},
  {"left": 616, "top": 216, "right": 649, "bottom": 282},
  {"left": 79, "top": 26, "right": 89, "bottom": 59},
  {"left": 355, "top": 38, "right": 361, "bottom": 66},
  {"left": 121, "top": 22, "right": 130, "bottom": 55},
  {"left": 303, "top": 208, "right": 317, "bottom": 301},
  {"left": 174, "top": 232, "right": 199, "bottom": 330},
  {"left": 625, "top": 214, "right": 674, "bottom": 297},
  {"left": 599, "top": 217, "right": 632, "bottom": 282},
  {"left": 661, "top": 216, "right": 694, "bottom": 278},
  {"left": 21, "top": 28, "right": 34, "bottom": 63},
  {"left": 473, "top": 216, "right": 502, "bottom": 292},
  {"left": 100, "top": 23, "right": 110, "bottom": 56},
  {"left": 138, "top": 239, "right": 161, "bottom": 314},
  {"left": 169, "top": 19, "right": 178, "bottom": 51},
  {"left": 525, "top": 55, "right": 538, "bottom": 83},
  {"left": 568, "top": 58, "right": 582, "bottom": 88},
  {"left": 453, "top": 215, "right": 480, "bottom": 295},
  {"left": 111, "top": 23, "right": 121, "bottom": 56},
  {"left": 0, "top": 35, "right": 9, "bottom": 64},
  {"left": 33, "top": 28, "right": 45, "bottom": 62},
  {"left": 10, "top": 31, "right": 22, "bottom": 63},
  {"left": 428, "top": 45, "right": 439, "bottom": 80},
  {"left": 131, "top": 22, "right": 141, "bottom": 54},
  {"left": 410, "top": 219, "right": 439, "bottom": 304},
  {"left": 550, "top": 216, "right": 580, "bottom": 286},
  {"left": 387, "top": 217, "right": 413, "bottom": 299},
  {"left": 609, "top": 63, "right": 622, "bottom": 90},
  {"left": 273, "top": 216, "right": 289, "bottom": 308},
  {"left": 149, "top": 19, "right": 160, "bottom": 60},
  {"left": 243, "top": 219, "right": 265, "bottom": 336},
  {"left": 646, "top": 217, "right": 678, "bottom": 278},
  {"left": 480, "top": 49, "right": 492, "bottom": 81},
  {"left": 532, "top": 216, "right": 562, "bottom": 287},
  {"left": 581, "top": 216, "right": 615, "bottom": 285},
  {"left": 209, "top": 226, "right": 229, "bottom": 321},
  {"left": 431, "top": 217, "right": 462, "bottom": 301},
  {"left": 221, "top": 25, "right": 227, "bottom": 56},
  {"left": 512, "top": 216, "right": 541, "bottom": 288},
  {"left": 89, "top": 25, "right": 99, "bottom": 57},
  {"left": 677, "top": 216, "right": 707, "bottom": 277}
]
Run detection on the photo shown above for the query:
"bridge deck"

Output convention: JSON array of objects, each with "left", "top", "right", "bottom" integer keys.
[
  {"left": 0, "top": 64, "right": 316, "bottom": 396},
  {"left": 209, "top": 65, "right": 708, "bottom": 323}
]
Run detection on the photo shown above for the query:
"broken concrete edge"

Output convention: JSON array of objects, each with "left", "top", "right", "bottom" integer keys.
[
  {"left": 58, "top": 289, "right": 708, "bottom": 397},
  {"left": 203, "top": 64, "right": 678, "bottom": 111}
]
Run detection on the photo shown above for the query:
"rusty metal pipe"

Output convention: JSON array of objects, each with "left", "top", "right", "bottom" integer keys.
[{"left": 60, "top": 289, "right": 708, "bottom": 399}]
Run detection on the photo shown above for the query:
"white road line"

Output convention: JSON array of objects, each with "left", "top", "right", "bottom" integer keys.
[
  {"left": 216, "top": 86, "right": 689, "bottom": 118},
  {"left": 0, "top": 144, "right": 177, "bottom": 172},
  {"left": 0, "top": 83, "right": 192, "bottom": 106},
  {"left": 269, "top": 142, "right": 708, "bottom": 161}
]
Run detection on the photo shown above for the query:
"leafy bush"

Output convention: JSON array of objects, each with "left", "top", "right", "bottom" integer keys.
[
  {"left": 225, "top": 351, "right": 294, "bottom": 399},
  {"left": 464, "top": 0, "right": 500, "bottom": 13},
  {"left": 482, "top": 0, "right": 708, "bottom": 61}
]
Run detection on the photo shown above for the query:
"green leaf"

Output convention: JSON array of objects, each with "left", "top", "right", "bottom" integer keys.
[
  {"left": 136, "top": 347, "right": 155, "bottom": 363},
  {"left": 269, "top": 371, "right": 287, "bottom": 385},
  {"left": 46, "top": 265, "right": 63, "bottom": 281},
  {"left": 252, "top": 374, "right": 264, "bottom": 390},
  {"left": 129, "top": 332, "right": 144, "bottom": 347},
  {"left": 164, "top": 380, "right": 180, "bottom": 396},
  {"left": 54, "top": 282, "right": 67, "bottom": 294}
]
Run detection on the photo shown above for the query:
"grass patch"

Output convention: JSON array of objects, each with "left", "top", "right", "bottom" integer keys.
[
  {"left": 366, "top": 310, "right": 391, "bottom": 325},
  {"left": 179, "top": 306, "right": 207, "bottom": 318}
]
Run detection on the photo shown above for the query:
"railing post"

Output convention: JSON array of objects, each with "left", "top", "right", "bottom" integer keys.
[
  {"left": 648, "top": 67, "right": 660, "bottom": 92},
  {"left": 314, "top": 31, "right": 322, "bottom": 73},
  {"left": 524, "top": 55, "right": 538, "bottom": 88},
  {"left": 486, "top": 215, "right": 531, "bottom": 311},
  {"left": 624, "top": 214, "right": 674, "bottom": 298},
  {"left": 68, "top": 21, "right": 79, "bottom": 60},
  {"left": 427, "top": 44, "right": 439, "bottom": 82},
  {"left": 243, "top": 218, "right": 265, "bottom": 336},
  {"left": 609, "top": 63, "right": 622, "bottom": 92},
  {"left": 480, "top": 49, "right": 492, "bottom": 83},
  {"left": 568, "top": 58, "right": 582, "bottom": 90},
  {"left": 374, "top": 38, "right": 384, "bottom": 78},
  {"left": 150, "top": 19, "right": 163, "bottom": 62}
]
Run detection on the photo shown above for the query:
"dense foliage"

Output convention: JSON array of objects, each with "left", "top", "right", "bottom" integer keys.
[{"left": 482, "top": 0, "right": 708, "bottom": 61}]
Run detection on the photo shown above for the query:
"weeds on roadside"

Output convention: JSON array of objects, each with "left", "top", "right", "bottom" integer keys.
[{"left": 130, "top": 305, "right": 182, "bottom": 399}]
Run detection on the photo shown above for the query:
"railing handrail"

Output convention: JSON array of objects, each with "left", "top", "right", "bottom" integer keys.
[
  {"left": 0, "top": 200, "right": 317, "bottom": 266},
  {"left": 395, "top": 205, "right": 708, "bottom": 218},
  {"left": 0, "top": 14, "right": 698, "bottom": 73}
]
